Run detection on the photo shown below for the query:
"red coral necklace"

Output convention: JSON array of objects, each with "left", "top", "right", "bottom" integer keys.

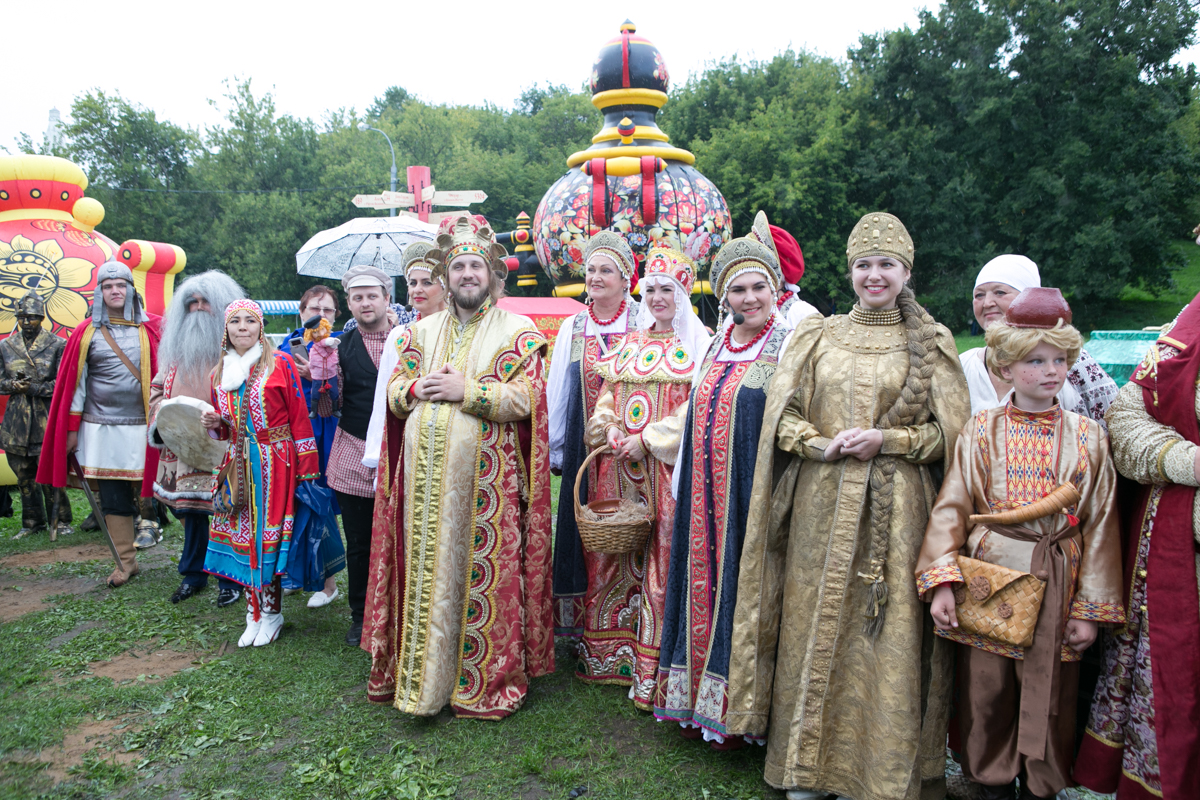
[
  {"left": 724, "top": 316, "right": 774, "bottom": 354},
  {"left": 589, "top": 298, "right": 627, "bottom": 327}
]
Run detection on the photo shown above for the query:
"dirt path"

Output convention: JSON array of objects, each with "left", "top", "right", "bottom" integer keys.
[
  {"left": 0, "top": 542, "right": 112, "bottom": 568},
  {"left": 37, "top": 714, "right": 141, "bottom": 783},
  {"left": 0, "top": 576, "right": 99, "bottom": 623},
  {"left": 79, "top": 648, "right": 207, "bottom": 683}
]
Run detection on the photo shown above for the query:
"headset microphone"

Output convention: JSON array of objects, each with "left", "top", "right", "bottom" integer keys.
[{"left": 723, "top": 299, "right": 745, "bottom": 326}]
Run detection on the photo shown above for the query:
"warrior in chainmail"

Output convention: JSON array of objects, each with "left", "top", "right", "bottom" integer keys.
[
  {"left": 38, "top": 261, "right": 163, "bottom": 588},
  {"left": 0, "top": 289, "right": 70, "bottom": 538}
]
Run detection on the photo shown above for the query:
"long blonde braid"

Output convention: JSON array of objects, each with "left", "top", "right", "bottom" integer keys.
[{"left": 861, "top": 286, "right": 940, "bottom": 638}]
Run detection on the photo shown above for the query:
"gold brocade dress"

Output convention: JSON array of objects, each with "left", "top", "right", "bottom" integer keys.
[
  {"left": 727, "top": 307, "right": 970, "bottom": 800},
  {"left": 578, "top": 329, "right": 692, "bottom": 706}
]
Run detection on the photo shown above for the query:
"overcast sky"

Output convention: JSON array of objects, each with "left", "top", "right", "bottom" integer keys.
[{"left": 6, "top": 0, "right": 1199, "bottom": 156}]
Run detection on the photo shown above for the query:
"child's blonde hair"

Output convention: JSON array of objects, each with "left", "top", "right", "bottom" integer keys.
[{"left": 985, "top": 320, "right": 1082, "bottom": 380}]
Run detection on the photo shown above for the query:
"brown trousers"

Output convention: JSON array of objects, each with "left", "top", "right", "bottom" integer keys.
[{"left": 957, "top": 644, "right": 1080, "bottom": 798}]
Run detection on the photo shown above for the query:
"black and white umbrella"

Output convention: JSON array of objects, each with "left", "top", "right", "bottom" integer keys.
[{"left": 295, "top": 216, "right": 437, "bottom": 279}]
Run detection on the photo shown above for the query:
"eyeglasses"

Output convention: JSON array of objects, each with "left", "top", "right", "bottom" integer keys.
[{"left": 305, "top": 306, "right": 337, "bottom": 315}]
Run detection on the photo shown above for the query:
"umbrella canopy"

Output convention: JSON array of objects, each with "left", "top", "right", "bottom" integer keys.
[{"left": 295, "top": 216, "right": 438, "bottom": 279}]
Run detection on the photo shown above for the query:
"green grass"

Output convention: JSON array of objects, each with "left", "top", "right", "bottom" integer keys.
[{"left": 0, "top": 493, "right": 779, "bottom": 800}]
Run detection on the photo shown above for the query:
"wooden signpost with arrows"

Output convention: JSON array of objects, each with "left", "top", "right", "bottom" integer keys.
[{"left": 352, "top": 166, "right": 487, "bottom": 223}]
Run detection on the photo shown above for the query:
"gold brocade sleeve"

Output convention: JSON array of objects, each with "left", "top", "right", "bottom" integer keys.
[
  {"left": 880, "top": 422, "right": 946, "bottom": 464},
  {"left": 639, "top": 399, "right": 688, "bottom": 465},
  {"left": 461, "top": 370, "right": 535, "bottom": 423},
  {"left": 914, "top": 423, "right": 978, "bottom": 597},
  {"left": 387, "top": 373, "right": 419, "bottom": 419},
  {"left": 776, "top": 376, "right": 832, "bottom": 461},
  {"left": 1106, "top": 379, "right": 1199, "bottom": 486},
  {"left": 1070, "top": 427, "right": 1126, "bottom": 623},
  {"left": 585, "top": 385, "right": 618, "bottom": 449}
]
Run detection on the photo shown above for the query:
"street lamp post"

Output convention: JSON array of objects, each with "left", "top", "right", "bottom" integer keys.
[{"left": 358, "top": 122, "right": 397, "bottom": 218}]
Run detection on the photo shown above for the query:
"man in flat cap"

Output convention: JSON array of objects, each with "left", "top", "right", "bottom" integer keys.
[
  {"left": 324, "top": 264, "right": 393, "bottom": 645},
  {"left": 0, "top": 288, "right": 71, "bottom": 538},
  {"left": 38, "top": 260, "right": 162, "bottom": 587}
]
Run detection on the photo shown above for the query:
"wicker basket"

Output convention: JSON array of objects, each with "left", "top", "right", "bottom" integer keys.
[
  {"left": 573, "top": 446, "right": 652, "bottom": 555},
  {"left": 952, "top": 555, "right": 1047, "bottom": 648}
]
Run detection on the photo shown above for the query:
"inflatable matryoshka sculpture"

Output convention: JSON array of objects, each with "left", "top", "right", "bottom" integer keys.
[
  {"left": 0, "top": 154, "right": 184, "bottom": 336},
  {"left": 0, "top": 154, "right": 185, "bottom": 484},
  {"left": 532, "top": 21, "right": 732, "bottom": 295}
]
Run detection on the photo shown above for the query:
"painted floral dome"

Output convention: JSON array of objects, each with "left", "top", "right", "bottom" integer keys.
[{"left": 533, "top": 22, "right": 732, "bottom": 292}]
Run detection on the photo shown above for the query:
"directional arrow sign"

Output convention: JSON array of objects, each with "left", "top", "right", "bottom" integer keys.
[
  {"left": 430, "top": 190, "right": 488, "bottom": 207},
  {"left": 381, "top": 191, "right": 417, "bottom": 206},
  {"left": 352, "top": 194, "right": 406, "bottom": 209}
]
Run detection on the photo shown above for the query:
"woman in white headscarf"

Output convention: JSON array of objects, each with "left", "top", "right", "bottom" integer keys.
[
  {"left": 962, "top": 254, "right": 1118, "bottom": 423},
  {"left": 578, "top": 247, "right": 708, "bottom": 709}
]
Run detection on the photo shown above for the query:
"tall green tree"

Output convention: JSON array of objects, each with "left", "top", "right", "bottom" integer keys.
[
  {"left": 850, "top": 0, "right": 1199, "bottom": 328},
  {"left": 663, "top": 52, "right": 863, "bottom": 312},
  {"left": 51, "top": 91, "right": 204, "bottom": 255}
]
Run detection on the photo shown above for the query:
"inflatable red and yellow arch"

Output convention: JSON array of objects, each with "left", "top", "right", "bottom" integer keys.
[{"left": 0, "top": 154, "right": 185, "bottom": 483}]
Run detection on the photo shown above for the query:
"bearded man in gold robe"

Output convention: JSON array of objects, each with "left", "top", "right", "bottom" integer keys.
[{"left": 361, "top": 214, "right": 555, "bottom": 719}]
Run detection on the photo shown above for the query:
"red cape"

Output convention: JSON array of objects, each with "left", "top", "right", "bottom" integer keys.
[{"left": 36, "top": 314, "right": 161, "bottom": 497}]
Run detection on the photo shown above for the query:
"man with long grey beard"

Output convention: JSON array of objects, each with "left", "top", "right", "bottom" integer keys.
[{"left": 148, "top": 271, "right": 246, "bottom": 606}]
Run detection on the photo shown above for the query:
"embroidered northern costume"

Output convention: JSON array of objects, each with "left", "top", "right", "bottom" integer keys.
[
  {"left": 578, "top": 247, "right": 707, "bottom": 706},
  {"left": 205, "top": 301, "right": 320, "bottom": 635},
  {"left": 726, "top": 213, "right": 970, "bottom": 799},
  {"left": 655, "top": 216, "right": 794, "bottom": 742},
  {"left": 362, "top": 215, "right": 554, "bottom": 719},
  {"left": 549, "top": 231, "right": 642, "bottom": 636}
]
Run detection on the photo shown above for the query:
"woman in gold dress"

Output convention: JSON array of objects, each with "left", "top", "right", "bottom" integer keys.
[{"left": 727, "top": 212, "right": 970, "bottom": 800}]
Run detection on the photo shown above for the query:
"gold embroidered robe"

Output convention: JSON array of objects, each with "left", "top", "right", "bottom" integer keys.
[
  {"left": 374, "top": 303, "right": 555, "bottom": 719},
  {"left": 727, "top": 312, "right": 970, "bottom": 800}
]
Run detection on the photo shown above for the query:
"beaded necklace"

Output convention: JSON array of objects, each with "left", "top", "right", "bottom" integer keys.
[
  {"left": 724, "top": 315, "right": 775, "bottom": 354},
  {"left": 849, "top": 304, "right": 902, "bottom": 326},
  {"left": 589, "top": 298, "right": 627, "bottom": 328},
  {"left": 776, "top": 290, "right": 795, "bottom": 309}
]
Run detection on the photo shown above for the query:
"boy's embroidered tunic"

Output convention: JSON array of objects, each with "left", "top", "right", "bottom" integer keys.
[{"left": 917, "top": 403, "right": 1126, "bottom": 658}]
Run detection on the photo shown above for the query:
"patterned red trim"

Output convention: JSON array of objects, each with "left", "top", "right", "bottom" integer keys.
[{"left": 935, "top": 627, "right": 1084, "bottom": 662}]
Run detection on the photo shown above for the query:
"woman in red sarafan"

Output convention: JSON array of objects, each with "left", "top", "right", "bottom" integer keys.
[
  {"left": 202, "top": 299, "right": 321, "bottom": 648},
  {"left": 579, "top": 246, "right": 709, "bottom": 708}
]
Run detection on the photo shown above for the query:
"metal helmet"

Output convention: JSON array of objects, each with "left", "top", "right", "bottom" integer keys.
[{"left": 15, "top": 289, "right": 45, "bottom": 319}]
